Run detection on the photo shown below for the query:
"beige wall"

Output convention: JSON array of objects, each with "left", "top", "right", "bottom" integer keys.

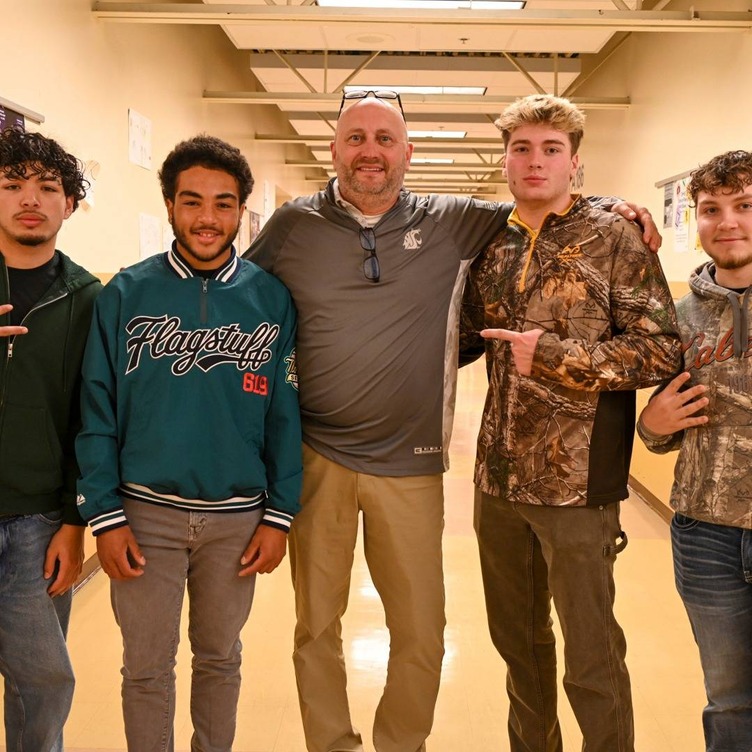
[
  {"left": 577, "top": 0, "right": 750, "bottom": 283},
  {"left": 2, "top": 0, "right": 311, "bottom": 276},
  {"left": 571, "top": 0, "right": 752, "bottom": 510}
]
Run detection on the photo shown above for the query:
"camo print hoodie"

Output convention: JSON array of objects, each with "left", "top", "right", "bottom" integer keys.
[
  {"left": 638, "top": 262, "right": 752, "bottom": 528},
  {"left": 461, "top": 196, "right": 681, "bottom": 507}
]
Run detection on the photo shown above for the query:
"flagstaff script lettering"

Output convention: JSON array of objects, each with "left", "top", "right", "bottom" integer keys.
[{"left": 125, "top": 315, "right": 280, "bottom": 375}]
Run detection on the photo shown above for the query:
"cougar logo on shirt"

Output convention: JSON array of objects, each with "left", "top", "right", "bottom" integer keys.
[
  {"left": 403, "top": 228, "right": 422, "bottom": 251},
  {"left": 125, "top": 315, "right": 280, "bottom": 376}
]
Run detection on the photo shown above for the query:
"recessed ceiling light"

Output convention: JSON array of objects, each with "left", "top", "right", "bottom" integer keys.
[
  {"left": 344, "top": 85, "right": 486, "bottom": 95},
  {"left": 320, "top": 0, "right": 524, "bottom": 7}
]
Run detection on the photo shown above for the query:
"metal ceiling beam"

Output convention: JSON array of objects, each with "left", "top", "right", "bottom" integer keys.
[
  {"left": 332, "top": 51, "right": 381, "bottom": 93},
  {"left": 203, "top": 91, "right": 630, "bottom": 110},
  {"left": 563, "top": 31, "right": 631, "bottom": 98},
  {"left": 304, "top": 178, "right": 507, "bottom": 188},
  {"left": 303, "top": 146, "right": 506, "bottom": 155},
  {"left": 401, "top": 146, "right": 506, "bottom": 155},
  {"left": 404, "top": 189, "right": 502, "bottom": 194},
  {"left": 271, "top": 50, "right": 317, "bottom": 93},
  {"left": 411, "top": 188, "right": 498, "bottom": 195},
  {"left": 287, "top": 160, "right": 502, "bottom": 172},
  {"left": 92, "top": 5, "right": 752, "bottom": 33},
  {"left": 403, "top": 182, "right": 507, "bottom": 187},
  {"left": 311, "top": 171, "right": 504, "bottom": 179},
  {"left": 258, "top": 133, "right": 506, "bottom": 147},
  {"left": 500, "top": 51, "right": 546, "bottom": 95},
  {"left": 249, "top": 51, "right": 581, "bottom": 75},
  {"left": 408, "top": 186, "right": 498, "bottom": 192}
]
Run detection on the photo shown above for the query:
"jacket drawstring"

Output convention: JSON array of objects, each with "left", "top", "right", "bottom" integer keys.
[{"left": 728, "top": 286, "right": 752, "bottom": 358}]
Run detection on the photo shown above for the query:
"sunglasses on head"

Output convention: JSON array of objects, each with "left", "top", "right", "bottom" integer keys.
[{"left": 338, "top": 90, "right": 406, "bottom": 121}]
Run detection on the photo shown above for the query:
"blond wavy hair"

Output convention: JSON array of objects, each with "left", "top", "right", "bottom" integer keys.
[{"left": 495, "top": 95, "right": 586, "bottom": 154}]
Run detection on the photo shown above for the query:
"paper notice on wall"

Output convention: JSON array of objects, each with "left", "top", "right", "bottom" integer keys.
[
  {"left": 674, "top": 178, "right": 690, "bottom": 253},
  {"left": 237, "top": 209, "right": 251, "bottom": 253},
  {"left": 128, "top": 109, "right": 152, "bottom": 170},
  {"left": 139, "top": 213, "right": 162, "bottom": 259},
  {"left": 663, "top": 183, "right": 673, "bottom": 229}
]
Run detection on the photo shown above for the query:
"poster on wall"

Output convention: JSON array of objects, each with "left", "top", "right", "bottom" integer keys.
[
  {"left": 673, "top": 178, "right": 690, "bottom": 253},
  {"left": 249, "top": 211, "right": 262, "bottom": 243},
  {"left": 0, "top": 104, "right": 24, "bottom": 131},
  {"left": 571, "top": 161, "right": 585, "bottom": 192},
  {"left": 663, "top": 183, "right": 673, "bottom": 229},
  {"left": 237, "top": 209, "right": 251, "bottom": 252}
]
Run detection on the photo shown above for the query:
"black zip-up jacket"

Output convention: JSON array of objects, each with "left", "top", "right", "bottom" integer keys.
[{"left": 0, "top": 251, "right": 101, "bottom": 523}]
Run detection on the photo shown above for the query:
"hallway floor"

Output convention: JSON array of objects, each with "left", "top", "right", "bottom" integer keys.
[{"left": 5, "top": 361, "right": 707, "bottom": 751}]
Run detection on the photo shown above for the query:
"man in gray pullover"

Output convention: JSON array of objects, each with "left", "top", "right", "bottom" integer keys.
[{"left": 246, "top": 90, "right": 659, "bottom": 752}]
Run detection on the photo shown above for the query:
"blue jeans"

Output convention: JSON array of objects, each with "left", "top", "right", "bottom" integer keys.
[
  {"left": 0, "top": 511, "right": 75, "bottom": 752},
  {"left": 672, "top": 513, "right": 752, "bottom": 752},
  {"left": 112, "top": 500, "right": 263, "bottom": 752}
]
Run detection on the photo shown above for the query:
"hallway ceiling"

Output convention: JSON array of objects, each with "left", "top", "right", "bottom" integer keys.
[{"left": 93, "top": 1, "right": 752, "bottom": 195}]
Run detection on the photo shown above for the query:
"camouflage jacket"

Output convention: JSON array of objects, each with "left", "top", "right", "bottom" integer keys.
[
  {"left": 638, "top": 263, "right": 752, "bottom": 528},
  {"left": 461, "top": 196, "right": 681, "bottom": 506}
]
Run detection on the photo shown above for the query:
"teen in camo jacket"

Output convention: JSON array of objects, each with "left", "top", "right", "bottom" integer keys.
[
  {"left": 459, "top": 94, "right": 681, "bottom": 752},
  {"left": 460, "top": 197, "right": 681, "bottom": 507},
  {"left": 639, "top": 261, "right": 752, "bottom": 526},
  {"left": 638, "top": 150, "right": 752, "bottom": 752}
]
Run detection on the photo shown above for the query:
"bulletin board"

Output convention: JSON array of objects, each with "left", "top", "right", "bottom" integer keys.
[{"left": 0, "top": 95, "right": 44, "bottom": 128}]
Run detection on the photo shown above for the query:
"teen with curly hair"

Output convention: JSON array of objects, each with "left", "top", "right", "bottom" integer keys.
[{"left": 0, "top": 126, "right": 102, "bottom": 752}]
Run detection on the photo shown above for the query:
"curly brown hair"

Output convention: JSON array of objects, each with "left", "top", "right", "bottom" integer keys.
[
  {"left": 159, "top": 135, "right": 254, "bottom": 203},
  {"left": 0, "top": 127, "right": 87, "bottom": 211},
  {"left": 688, "top": 150, "right": 752, "bottom": 206}
]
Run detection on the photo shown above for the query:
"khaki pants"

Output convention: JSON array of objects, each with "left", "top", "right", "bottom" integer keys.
[
  {"left": 474, "top": 490, "right": 634, "bottom": 752},
  {"left": 290, "top": 444, "right": 446, "bottom": 752}
]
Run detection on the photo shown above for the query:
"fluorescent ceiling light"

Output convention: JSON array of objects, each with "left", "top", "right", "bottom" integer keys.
[
  {"left": 409, "top": 130, "right": 466, "bottom": 138},
  {"left": 320, "top": 0, "right": 524, "bottom": 8},
  {"left": 344, "top": 85, "right": 486, "bottom": 96},
  {"left": 412, "top": 158, "right": 455, "bottom": 164}
]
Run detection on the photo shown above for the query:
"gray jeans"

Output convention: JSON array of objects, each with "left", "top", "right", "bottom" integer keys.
[{"left": 111, "top": 499, "right": 263, "bottom": 752}]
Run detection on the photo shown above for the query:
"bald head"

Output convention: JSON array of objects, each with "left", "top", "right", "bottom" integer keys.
[
  {"left": 331, "top": 98, "right": 413, "bottom": 215},
  {"left": 336, "top": 97, "right": 409, "bottom": 141}
]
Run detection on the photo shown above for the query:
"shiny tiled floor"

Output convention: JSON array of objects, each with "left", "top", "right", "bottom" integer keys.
[{"left": 3, "top": 361, "right": 707, "bottom": 751}]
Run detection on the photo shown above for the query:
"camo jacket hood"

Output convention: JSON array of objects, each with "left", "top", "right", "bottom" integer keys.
[
  {"left": 461, "top": 197, "right": 681, "bottom": 506},
  {"left": 638, "top": 262, "right": 752, "bottom": 528}
]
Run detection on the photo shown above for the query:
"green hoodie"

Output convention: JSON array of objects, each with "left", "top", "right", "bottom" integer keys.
[{"left": 0, "top": 251, "right": 101, "bottom": 523}]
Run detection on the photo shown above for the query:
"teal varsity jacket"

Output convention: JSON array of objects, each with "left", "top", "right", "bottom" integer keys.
[{"left": 76, "top": 246, "right": 302, "bottom": 535}]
